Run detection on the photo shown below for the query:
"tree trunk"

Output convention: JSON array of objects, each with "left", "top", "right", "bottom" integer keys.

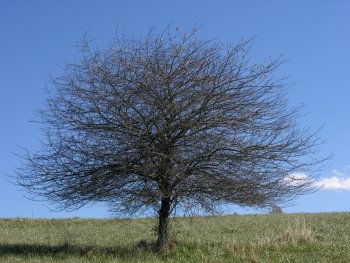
[{"left": 157, "top": 196, "right": 171, "bottom": 253}]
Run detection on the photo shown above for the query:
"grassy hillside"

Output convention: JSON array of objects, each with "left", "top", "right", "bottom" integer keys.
[{"left": 0, "top": 213, "right": 349, "bottom": 262}]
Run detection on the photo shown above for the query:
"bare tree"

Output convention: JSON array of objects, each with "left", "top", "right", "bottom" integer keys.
[{"left": 16, "top": 27, "right": 323, "bottom": 252}]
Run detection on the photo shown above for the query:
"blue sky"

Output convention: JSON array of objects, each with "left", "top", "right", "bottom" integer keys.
[{"left": 1, "top": 1, "right": 350, "bottom": 218}]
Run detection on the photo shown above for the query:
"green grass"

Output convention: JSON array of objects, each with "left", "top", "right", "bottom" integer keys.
[{"left": 1, "top": 213, "right": 350, "bottom": 262}]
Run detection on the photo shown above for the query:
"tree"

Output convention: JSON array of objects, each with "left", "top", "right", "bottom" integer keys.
[
  {"left": 16, "top": 27, "right": 323, "bottom": 252},
  {"left": 270, "top": 205, "right": 284, "bottom": 214}
]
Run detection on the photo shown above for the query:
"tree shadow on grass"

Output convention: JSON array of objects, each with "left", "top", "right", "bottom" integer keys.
[{"left": 0, "top": 240, "right": 157, "bottom": 258}]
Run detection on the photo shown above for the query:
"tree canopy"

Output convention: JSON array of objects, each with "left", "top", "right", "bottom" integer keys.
[{"left": 17, "top": 27, "right": 324, "bottom": 251}]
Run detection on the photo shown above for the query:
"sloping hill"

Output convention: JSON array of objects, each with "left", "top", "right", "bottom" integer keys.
[{"left": 0, "top": 213, "right": 349, "bottom": 262}]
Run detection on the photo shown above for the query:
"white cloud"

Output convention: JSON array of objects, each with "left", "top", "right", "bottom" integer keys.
[
  {"left": 314, "top": 167, "right": 350, "bottom": 191},
  {"left": 284, "top": 169, "right": 350, "bottom": 191},
  {"left": 315, "top": 176, "right": 350, "bottom": 190}
]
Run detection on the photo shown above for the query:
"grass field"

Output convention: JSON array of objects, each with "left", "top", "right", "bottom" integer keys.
[{"left": 0, "top": 213, "right": 349, "bottom": 262}]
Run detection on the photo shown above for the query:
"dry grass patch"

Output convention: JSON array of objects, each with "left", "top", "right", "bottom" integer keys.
[
  {"left": 275, "top": 217, "right": 313, "bottom": 245},
  {"left": 225, "top": 244, "right": 259, "bottom": 263}
]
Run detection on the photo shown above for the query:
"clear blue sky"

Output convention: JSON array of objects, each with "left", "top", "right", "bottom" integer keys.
[{"left": 1, "top": 1, "right": 350, "bottom": 218}]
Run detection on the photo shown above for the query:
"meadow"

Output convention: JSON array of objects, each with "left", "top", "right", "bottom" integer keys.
[{"left": 0, "top": 213, "right": 349, "bottom": 262}]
